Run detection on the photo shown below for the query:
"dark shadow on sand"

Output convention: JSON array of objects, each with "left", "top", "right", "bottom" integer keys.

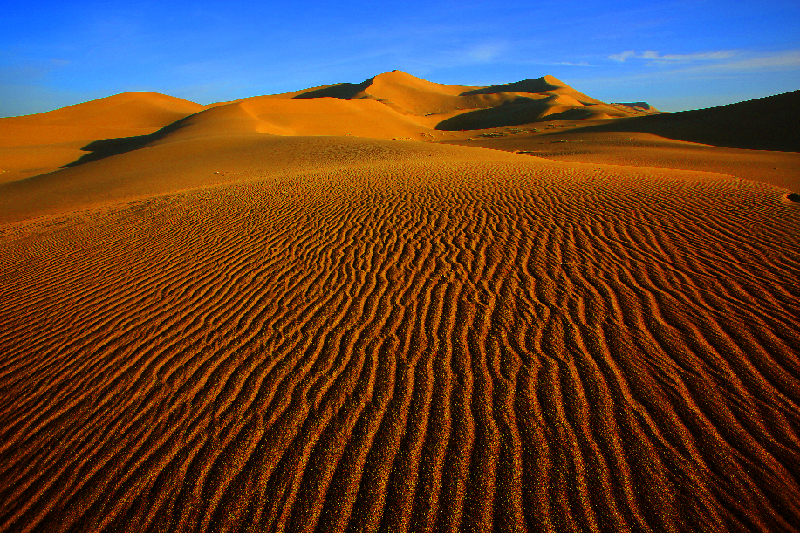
[
  {"left": 64, "top": 116, "right": 195, "bottom": 168},
  {"left": 292, "top": 78, "right": 372, "bottom": 100},
  {"left": 435, "top": 97, "right": 596, "bottom": 131},
  {"left": 459, "top": 77, "right": 563, "bottom": 96},
  {"left": 568, "top": 90, "right": 800, "bottom": 152}
]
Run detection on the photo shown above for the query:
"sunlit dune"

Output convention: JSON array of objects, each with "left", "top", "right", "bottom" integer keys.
[
  {"left": 1, "top": 72, "right": 799, "bottom": 532},
  {"left": 0, "top": 92, "right": 204, "bottom": 182},
  {"left": 0, "top": 136, "right": 524, "bottom": 224},
  {"left": 0, "top": 92, "right": 203, "bottom": 143},
  {"left": 0, "top": 71, "right": 663, "bottom": 182}
]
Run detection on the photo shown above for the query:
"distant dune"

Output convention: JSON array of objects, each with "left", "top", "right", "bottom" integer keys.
[
  {"left": 0, "top": 71, "right": 661, "bottom": 183},
  {"left": 0, "top": 93, "right": 204, "bottom": 182},
  {"left": 611, "top": 102, "right": 660, "bottom": 112},
  {"left": 1, "top": 72, "right": 799, "bottom": 533},
  {"left": 272, "top": 71, "right": 657, "bottom": 128}
]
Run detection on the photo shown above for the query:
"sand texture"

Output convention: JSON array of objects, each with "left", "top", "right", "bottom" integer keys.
[{"left": 1, "top": 73, "right": 799, "bottom": 532}]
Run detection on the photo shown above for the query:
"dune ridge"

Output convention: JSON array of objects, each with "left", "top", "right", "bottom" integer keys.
[
  {"left": 0, "top": 92, "right": 204, "bottom": 144},
  {"left": 0, "top": 71, "right": 664, "bottom": 182},
  {"left": 269, "top": 71, "right": 656, "bottom": 127}
]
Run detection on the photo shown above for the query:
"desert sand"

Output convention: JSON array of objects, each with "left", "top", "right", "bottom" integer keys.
[{"left": 1, "top": 72, "right": 799, "bottom": 532}]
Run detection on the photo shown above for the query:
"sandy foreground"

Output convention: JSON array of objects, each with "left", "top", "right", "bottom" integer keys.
[{"left": 1, "top": 79, "right": 799, "bottom": 532}]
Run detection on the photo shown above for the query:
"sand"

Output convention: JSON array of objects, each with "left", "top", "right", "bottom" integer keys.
[
  {"left": 1, "top": 73, "right": 799, "bottom": 532},
  {"left": 0, "top": 93, "right": 204, "bottom": 184}
]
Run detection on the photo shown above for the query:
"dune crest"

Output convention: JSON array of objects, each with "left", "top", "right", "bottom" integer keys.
[
  {"left": 0, "top": 92, "right": 204, "bottom": 146},
  {"left": 273, "top": 71, "right": 654, "bottom": 125},
  {"left": 0, "top": 71, "right": 667, "bottom": 182}
]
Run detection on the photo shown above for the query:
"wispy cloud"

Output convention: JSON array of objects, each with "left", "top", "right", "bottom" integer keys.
[
  {"left": 609, "top": 50, "right": 636, "bottom": 62},
  {"left": 572, "top": 49, "right": 800, "bottom": 109},
  {"left": 605, "top": 49, "right": 800, "bottom": 75},
  {"left": 702, "top": 49, "right": 800, "bottom": 72},
  {"left": 609, "top": 50, "right": 736, "bottom": 63},
  {"left": 466, "top": 42, "right": 507, "bottom": 62},
  {"left": 543, "top": 61, "right": 593, "bottom": 67}
]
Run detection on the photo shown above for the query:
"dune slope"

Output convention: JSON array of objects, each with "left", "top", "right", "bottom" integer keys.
[
  {"left": 1, "top": 71, "right": 665, "bottom": 185},
  {"left": 443, "top": 129, "right": 800, "bottom": 192},
  {"left": 1, "top": 143, "right": 799, "bottom": 532},
  {"left": 0, "top": 92, "right": 204, "bottom": 145},
  {"left": 0, "top": 136, "right": 512, "bottom": 224},
  {"left": 0, "top": 93, "right": 204, "bottom": 182}
]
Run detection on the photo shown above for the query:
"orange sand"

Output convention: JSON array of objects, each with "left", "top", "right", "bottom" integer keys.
[{"left": 1, "top": 72, "right": 799, "bottom": 532}]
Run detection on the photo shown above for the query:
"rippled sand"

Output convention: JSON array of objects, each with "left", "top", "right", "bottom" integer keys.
[{"left": 2, "top": 78, "right": 799, "bottom": 532}]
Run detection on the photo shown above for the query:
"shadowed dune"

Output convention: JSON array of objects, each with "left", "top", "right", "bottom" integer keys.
[
  {"left": 435, "top": 97, "right": 637, "bottom": 131},
  {"left": 612, "top": 102, "right": 660, "bottom": 113},
  {"left": 460, "top": 75, "right": 567, "bottom": 95},
  {"left": 1, "top": 73, "right": 800, "bottom": 532},
  {"left": 571, "top": 90, "right": 800, "bottom": 152},
  {"left": 291, "top": 80, "right": 373, "bottom": 100},
  {"left": 460, "top": 75, "right": 602, "bottom": 105}
]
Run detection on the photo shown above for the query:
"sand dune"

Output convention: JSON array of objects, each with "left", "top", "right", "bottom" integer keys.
[
  {"left": 262, "top": 71, "right": 653, "bottom": 128},
  {"left": 0, "top": 92, "right": 203, "bottom": 144},
  {"left": 435, "top": 97, "right": 639, "bottom": 131},
  {"left": 461, "top": 75, "right": 603, "bottom": 104},
  {"left": 281, "top": 70, "right": 480, "bottom": 117},
  {"left": 1, "top": 74, "right": 799, "bottom": 532},
  {"left": 0, "top": 72, "right": 659, "bottom": 183},
  {"left": 0, "top": 136, "right": 524, "bottom": 224},
  {"left": 610, "top": 102, "right": 661, "bottom": 114},
  {"left": 0, "top": 93, "right": 204, "bottom": 182}
]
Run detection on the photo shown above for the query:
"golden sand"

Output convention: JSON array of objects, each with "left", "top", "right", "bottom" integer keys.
[{"left": 1, "top": 73, "right": 798, "bottom": 532}]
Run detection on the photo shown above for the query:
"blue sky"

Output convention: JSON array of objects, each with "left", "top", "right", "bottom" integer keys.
[{"left": 2, "top": 0, "right": 799, "bottom": 117}]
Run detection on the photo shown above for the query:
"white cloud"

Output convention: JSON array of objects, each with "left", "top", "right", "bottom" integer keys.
[
  {"left": 609, "top": 50, "right": 636, "bottom": 62},
  {"left": 571, "top": 48, "right": 800, "bottom": 110}
]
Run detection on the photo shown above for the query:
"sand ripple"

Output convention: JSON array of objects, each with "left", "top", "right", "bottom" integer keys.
[{"left": 1, "top": 160, "right": 799, "bottom": 532}]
